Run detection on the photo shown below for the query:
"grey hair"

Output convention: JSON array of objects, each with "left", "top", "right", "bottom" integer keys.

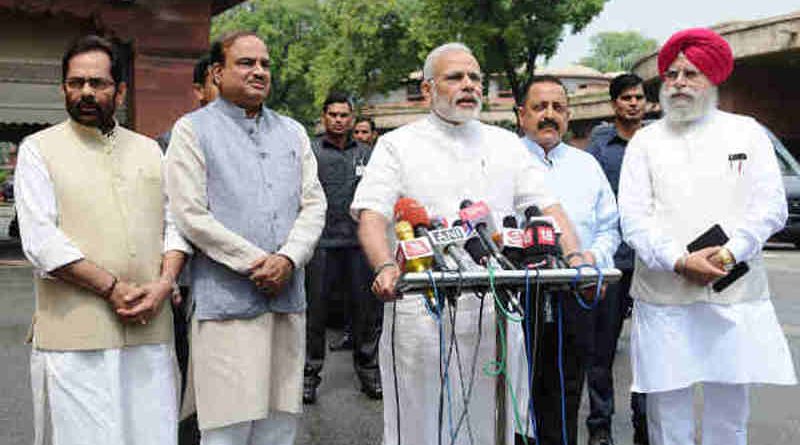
[{"left": 422, "top": 42, "right": 474, "bottom": 81}]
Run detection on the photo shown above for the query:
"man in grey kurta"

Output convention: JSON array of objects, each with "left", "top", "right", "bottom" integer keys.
[{"left": 166, "top": 31, "right": 326, "bottom": 445}]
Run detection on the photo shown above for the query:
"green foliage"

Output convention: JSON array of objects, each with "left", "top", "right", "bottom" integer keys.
[
  {"left": 580, "top": 31, "right": 658, "bottom": 72},
  {"left": 212, "top": 0, "right": 609, "bottom": 129},
  {"left": 212, "top": 0, "right": 421, "bottom": 129},
  {"left": 409, "top": 0, "right": 609, "bottom": 106}
]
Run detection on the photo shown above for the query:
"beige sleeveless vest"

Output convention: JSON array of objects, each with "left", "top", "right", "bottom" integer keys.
[{"left": 29, "top": 120, "right": 172, "bottom": 350}]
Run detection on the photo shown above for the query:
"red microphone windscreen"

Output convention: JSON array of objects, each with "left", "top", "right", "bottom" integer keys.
[{"left": 393, "top": 197, "right": 431, "bottom": 228}]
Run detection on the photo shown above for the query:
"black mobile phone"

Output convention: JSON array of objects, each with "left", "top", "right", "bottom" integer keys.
[
  {"left": 687, "top": 224, "right": 728, "bottom": 252},
  {"left": 686, "top": 224, "right": 749, "bottom": 293}
]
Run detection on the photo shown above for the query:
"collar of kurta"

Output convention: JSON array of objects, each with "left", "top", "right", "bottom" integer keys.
[{"left": 67, "top": 118, "right": 118, "bottom": 151}]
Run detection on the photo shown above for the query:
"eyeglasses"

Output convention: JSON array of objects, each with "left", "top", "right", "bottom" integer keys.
[
  {"left": 64, "top": 77, "right": 116, "bottom": 91},
  {"left": 663, "top": 69, "right": 702, "bottom": 83}
]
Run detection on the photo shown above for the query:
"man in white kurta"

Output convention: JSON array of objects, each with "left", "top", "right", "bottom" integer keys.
[
  {"left": 618, "top": 28, "right": 796, "bottom": 445},
  {"left": 352, "top": 42, "right": 585, "bottom": 445},
  {"left": 15, "top": 35, "right": 190, "bottom": 445}
]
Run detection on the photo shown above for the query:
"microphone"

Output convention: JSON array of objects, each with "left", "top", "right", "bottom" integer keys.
[
  {"left": 428, "top": 219, "right": 483, "bottom": 272},
  {"left": 458, "top": 199, "right": 516, "bottom": 270},
  {"left": 455, "top": 220, "right": 524, "bottom": 314},
  {"left": 394, "top": 221, "right": 434, "bottom": 273},
  {"left": 497, "top": 215, "right": 526, "bottom": 268},
  {"left": 394, "top": 220, "right": 439, "bottom": 309},
  {"left": 521, "top": 206, "right": 559, "bottom": 322},
  {"left": 522, "top": 205, "right": 559, "bottom": 269},
  {"left": 394, "top": 197, "right": 449, "bottom": 271}
]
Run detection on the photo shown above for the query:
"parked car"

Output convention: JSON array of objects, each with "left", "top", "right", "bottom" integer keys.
[{"left": 767, "top": 130, "right": 800, "bottom": 247}]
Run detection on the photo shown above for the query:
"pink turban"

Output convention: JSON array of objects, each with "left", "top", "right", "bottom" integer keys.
[{"left": 657, "top": 28, "right": 734, "bottom": 85}]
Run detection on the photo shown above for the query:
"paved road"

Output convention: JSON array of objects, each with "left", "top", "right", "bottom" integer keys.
[{"left": 2, "top": 247, "right": 799, "bottom": 445}]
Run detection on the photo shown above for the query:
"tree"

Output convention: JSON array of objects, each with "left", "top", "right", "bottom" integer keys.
[
  {"left": 212, "top": 0, "right": 421, "bottom": 128},
  {"left": 580, "top": 31, "right": 658, "bottom": 72},
  {"left": 410, "top": 0, "right": 609, "bottom": 107}
]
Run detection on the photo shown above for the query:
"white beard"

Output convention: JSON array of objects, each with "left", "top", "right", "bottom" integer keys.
[
  {"left": 431, "top": 88, "right": 482, "bottom": 124},
  {"left": 660, "top": 83, "right": 718, "bottom": 124}
]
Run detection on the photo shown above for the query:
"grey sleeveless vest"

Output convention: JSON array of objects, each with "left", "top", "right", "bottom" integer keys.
[{"left": 188, "top": 99, "right": 305, "bottom": 319}]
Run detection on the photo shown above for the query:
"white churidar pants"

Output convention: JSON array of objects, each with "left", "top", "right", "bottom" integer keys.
[
  {"left": 31, "top": 343, "right": 177, "bottom": 445},
  {"left": 647, "top": 383, "right": 749, "bottom": 445},
  {"left": 200, "top": 413, "right": 298, "bottom": 445}
]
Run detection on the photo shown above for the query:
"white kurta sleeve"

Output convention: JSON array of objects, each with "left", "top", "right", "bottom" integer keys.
[
  {"left": 14, "top": 139, "right": 84, "bottom": 273},
  {"left": 276, "top": 122, "right": 327, "bottom": 268},
  {"left": 725, "top": 124, "right": 787, "bottom": 262},
  {"left": 165, "top": 118, "right": 267, "bottom": 275},
  {"left": 161, "top": 153, "right": 193, "bottom": 255},
  {"left": 351, "top": 137, "right": 403, "bottom": 221},
  {"left": 618, "top": 136, "right": 684, "bottom": 272}
]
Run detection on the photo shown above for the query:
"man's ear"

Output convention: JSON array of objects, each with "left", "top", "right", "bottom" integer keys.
[
  {"left": 192, "top": 84, "right": 204, "bottom": 103},
  {"left": 211, "top": 63, "right": 223, "bottom": 86},
  {"left": 114, "top": 82, "right": 128, "bottom": 109},
  {"left": 421, "top": 79, "right": 433, "bottom": 102}
]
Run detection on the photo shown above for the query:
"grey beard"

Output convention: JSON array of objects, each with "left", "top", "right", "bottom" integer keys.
[
  {"left": 431, "top": 90, "right": 481, "bottom": 124},
  {"left": 660, "top": 85, "right": 718, "bottom": 124}
]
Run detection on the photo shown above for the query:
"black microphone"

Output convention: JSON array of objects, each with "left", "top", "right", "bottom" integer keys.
[{"left": 498, "top": 215, "right": 526, "bottom": 268}]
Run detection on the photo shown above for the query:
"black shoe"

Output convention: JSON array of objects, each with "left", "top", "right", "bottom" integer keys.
[
  {"left": 303, "top": 382, "right": 318, "bottom": 404},
  {"left": 360, "top": 380, "right": 382, "bottom": 400},
  {"left": 589, "top": 430, "right": 614, "bottom": 445},
  {"left": 330, "top": 333, "right": 353, "bottom": 351}
]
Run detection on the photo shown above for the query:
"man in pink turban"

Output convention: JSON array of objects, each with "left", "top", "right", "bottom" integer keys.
[{"left": 617, "top": 28, "right": 797, "bottom": 445}]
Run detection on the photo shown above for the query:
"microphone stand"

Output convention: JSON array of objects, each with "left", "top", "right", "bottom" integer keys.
[{"left": 398, "top": 268, "right": 621, "bottom": 445}]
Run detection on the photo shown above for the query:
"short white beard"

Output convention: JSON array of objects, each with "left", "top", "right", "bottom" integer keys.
[
  {"left": 660, "top": 83, "right": 718, "bottom": 124},
  {"left": 431, "top": 87, "right": 482, "bottom": 124}
]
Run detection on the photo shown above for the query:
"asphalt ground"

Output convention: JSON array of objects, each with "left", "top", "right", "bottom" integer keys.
[{"left": 1, "top": 245, "right": 799, "bottom": 445}]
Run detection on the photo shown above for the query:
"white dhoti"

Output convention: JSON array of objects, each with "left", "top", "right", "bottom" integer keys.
[
  {"left": 631, "top": 298, "right": 796, "bottom": 445},
  {"left": 630, "top": 298, "right": 797, "bottom": 392},
  {"left": 31, "top": 343, "right": 178, "bottom": 445},
  {"left": 380, "top": 292, "right": 529, "bottom": 445},
  {"left": 191, "top": 312, "right": 305, "bottom": 435}
]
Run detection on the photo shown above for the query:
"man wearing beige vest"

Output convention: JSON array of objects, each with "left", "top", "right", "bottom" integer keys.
[
  {"left": 14, "top": 35, "right": 191, "bottom": 444},
  {"left": 166, "top": 31, "right": 326, "bottom": 445},
  {"left": 618, "top": 28, "right": 796, "bottom": 445}
]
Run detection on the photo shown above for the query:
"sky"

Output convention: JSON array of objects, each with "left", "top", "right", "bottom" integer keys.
[{"left": 545, "top": 0, "right": 800, "bottom": 68}]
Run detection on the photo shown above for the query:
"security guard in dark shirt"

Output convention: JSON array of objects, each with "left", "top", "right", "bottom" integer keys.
[
  {"left": 585, "top": 73, "right": 648, "bottom": 445},
  {"left": 303, "top": 91, "right": 381, "bottom": 404}
]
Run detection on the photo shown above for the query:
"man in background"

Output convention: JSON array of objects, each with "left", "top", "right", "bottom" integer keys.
[
  {"left": 353, "top": 116, "right": 378, "bottom": 147},
  {"left": 304, "top": 92, "right": 380, "bottom": 404},
  {"left": 585, "top": 73, "right": 649, "bottom": 445}
]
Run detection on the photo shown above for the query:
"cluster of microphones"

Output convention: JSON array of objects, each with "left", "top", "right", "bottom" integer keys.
[{"left": 393, "top": 197, "right": 568, "bottom": 312}]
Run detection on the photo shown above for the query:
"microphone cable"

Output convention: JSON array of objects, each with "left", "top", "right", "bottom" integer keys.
[
  {"left": 483, "top": 263, "right": 530, "bottom": 445},
  {"left": 570, "top": 264, "right": 605, "bottom": 310},
  {"left": 391, "top": 299, "right": 401, "bottom": 445},
  {"left": 523, "top": 268, "right": 539, "bottom": 441},
  {"left": 449, "top": 288, "right": 485, "bottom": 445},
  {"left": 552, "top": 264, "right": 604, "bottom": 445}
]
